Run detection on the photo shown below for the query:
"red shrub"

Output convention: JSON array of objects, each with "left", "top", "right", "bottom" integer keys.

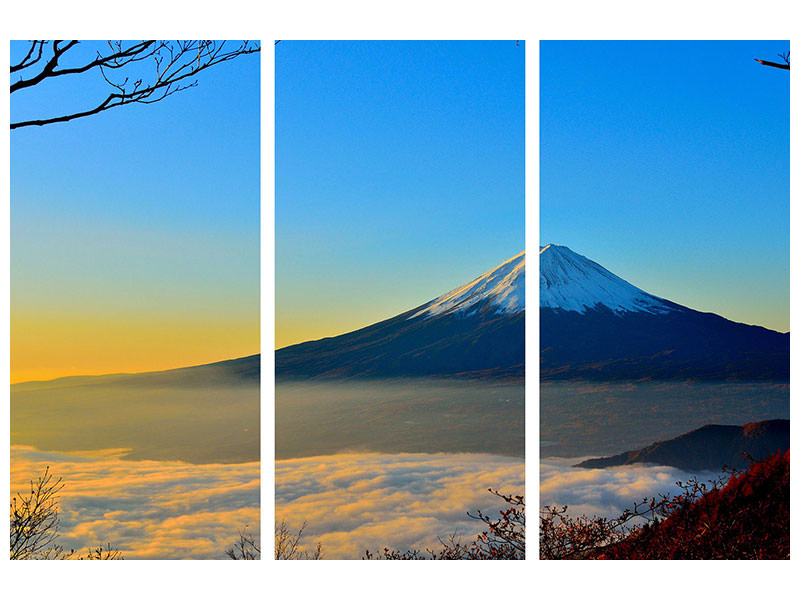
[{"left": 542, "top": 451, "right": 789, "bottom": 560}]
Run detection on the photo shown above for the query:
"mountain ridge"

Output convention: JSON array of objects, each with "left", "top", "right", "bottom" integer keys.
[
  {"left": 411, "top": 250, "right": 524, "bottom": 319},
  {"left": 575, "top": 419, "right": 789, "bottom": 471},
  {"left": 12, "top": 354, "right": 260, "bottom": 391},
  {"left": 277, "top": 252, "right": 525, "bottom": 379},
  {"left": 540, "top": 245, "right": 788, "bottom": 381}
]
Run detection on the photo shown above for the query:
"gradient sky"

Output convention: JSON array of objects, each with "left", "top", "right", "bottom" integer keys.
[
  {"left": 276, "top": 40, "right": 525, "bottom": 349},
  {"left": 10, "top": 41, "right": 260, "bottom": 383},
  {"left": 541, "top": 40, "right": 789, "bottom": 333}
]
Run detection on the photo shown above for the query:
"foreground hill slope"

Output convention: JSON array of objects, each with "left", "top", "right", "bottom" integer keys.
[
  {"left": 542, "top": 451, "right": 789, "bottom": 560},
  {"left": 598, "top": 450, "right": 789, "bottom": 560}
]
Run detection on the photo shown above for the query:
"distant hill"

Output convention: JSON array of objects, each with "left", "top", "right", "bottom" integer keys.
[
  {"left": 575, "top": 419, "right": 789, "bottom": 471},
  {"left": 12, "top": 354, "right": 260, "bottom": 391}
]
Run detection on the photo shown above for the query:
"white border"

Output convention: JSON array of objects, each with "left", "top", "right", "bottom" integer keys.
[
  {"left": 3, "top": 1, "right": 798, "bottom": 599},
  {"left": 262, "top": 36, "right": 275, "bottom": 568}
]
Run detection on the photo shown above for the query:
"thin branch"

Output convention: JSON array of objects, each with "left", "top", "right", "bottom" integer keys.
[
  {"left": 10, "top": 40, "right": 260, "bottom": 129},
  {"left": 10, "top": 466, "right": 67, "bottom": 559},
  {"left": 11, "top": 41, "right": 161, "bottom": 93},
  {"left": 10, "top": 40, "right": 80, "bottom": 93},
  {"left": 755, "top": 51, "right": 790, "bottom": 70},
  {"left": 10, "top": 41, "right": 45, "bottom": 73}
]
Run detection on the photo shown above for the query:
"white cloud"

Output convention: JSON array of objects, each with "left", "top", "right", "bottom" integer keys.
[
  {"left": 11, "top": 445, "right": 259, "bottom": 560},
  {"left": 540, "top": 456, "right": 721, "bottom": 519},
  {"left": 276, "top": 452, "right": 524, "bottom": 559}
]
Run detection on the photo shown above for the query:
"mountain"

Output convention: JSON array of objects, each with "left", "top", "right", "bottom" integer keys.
[
  {"left": 12, "top": 354, "right": 260, "bottom": 391},
  {"left": 276, "top": 252, "right": 525, "bottom": 379},
  {"left": 540, "top": 245, "right": 788, "bottom": 381},
  {"left": 575, "top": 419, "right": 789, "bottom": 471}
]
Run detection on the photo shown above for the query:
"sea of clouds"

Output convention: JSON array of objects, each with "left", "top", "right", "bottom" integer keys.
[
  {"left": 540, "top": 456, "right": 722, "bottom": 520},
  {"left": 276, "top": 452, "right": 525, "bottom": 559},
  {"left": 11, "top": 445, "right": 259, "bottom": 559}
]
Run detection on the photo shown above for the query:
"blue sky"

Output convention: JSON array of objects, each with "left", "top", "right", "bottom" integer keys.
[
  {"left": 276, "top": 40, "right": 525, "bottom": 348},
  {"left": 541, "top": 40, "right": 789, "bottom": 332},
  {"left": 11, "top": 41, "right": 260, "bottom": 381}
]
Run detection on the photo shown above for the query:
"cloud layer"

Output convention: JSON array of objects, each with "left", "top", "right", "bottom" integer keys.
[
  {"left": 11, "top": 446, "right": 259, "bottom": 559},
  {"left": 540, "top": 456, "right": 721, "bottom": 519},
  {"left": 276, "top": 452, "right": 524, "bottom": 559}
]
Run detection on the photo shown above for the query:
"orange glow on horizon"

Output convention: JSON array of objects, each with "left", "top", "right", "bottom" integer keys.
[{"left": 11, "top": 313, "right": 259, "bottom": 384}]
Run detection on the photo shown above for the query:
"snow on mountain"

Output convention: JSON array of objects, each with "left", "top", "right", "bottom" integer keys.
[
  {"left": 540, "top": 244, "right": 674, "bottom": 314},
  {"left": 410, "top": 251, "right": 525, "bottom": 319},
  {"left": 279, "top": 252, "right": 525, "bottom": 379}
]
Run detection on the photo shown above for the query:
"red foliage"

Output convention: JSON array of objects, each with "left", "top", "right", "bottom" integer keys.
[
  {"left": 365, "top": 489, "right": 524, "bottom": 560},
  {"left": 597, "top": 451, "right": 789, "bottom": 559},
  {"left": 541, "top": 451, "right": 789, "bottom": 560}
]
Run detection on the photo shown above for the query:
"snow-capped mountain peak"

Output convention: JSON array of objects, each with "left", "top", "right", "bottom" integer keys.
[
  {"left": 410, "top": 251, "right": 525, "bottom": 319},
  {"left": 540, "top": 244, "right": 673, "bottom": 314}
]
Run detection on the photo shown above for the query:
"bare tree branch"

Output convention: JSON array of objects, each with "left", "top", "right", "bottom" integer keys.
[
  {"left": 10, "top": 466, "right": 123, "bottom": 560},
  {"left": 755, "top": 51, "right": 790, "bottom": 70},
  {"left": 274, "top": 520, "right": 322, "bottom": 559},
  {"left": 10, "top": 41, "right": 46, "bottom": 73},
  {"left": 225, "top": 526, "right": 261, "bottom": 560},
  {"left": 10, "top": 40, "right": 260, "bottom": 129},
  {"left": 10, "top": 466, "right": 65, "bottom": 559},
  {"left": 365, "top": 489, "right": 525, "bottom": 560}
]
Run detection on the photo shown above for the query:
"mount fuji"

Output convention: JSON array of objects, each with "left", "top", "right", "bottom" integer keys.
[
  {"left": 276, "top": 252, "right": 525, "bottom": 379},
  {"left": 540, "top": 244, "right": 788, "bottom": 381}
]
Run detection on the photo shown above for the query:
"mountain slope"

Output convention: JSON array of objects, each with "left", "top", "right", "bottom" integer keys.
[
  {"left": 592, "top": 451, "right": 789, "bottom": 560},
  {"left": 575, "top": 419, "right": 789, "bottom": 471},
  {"left": 412, "top": 251, "right": 524, "bottom": 318},
  {"left": 277, "top": 253, "right": 525, "bottom": 379},
  {"left": 12, "top": 354, "right": 260, "bottom": 391},
  {"left": 540, "top": 244, "right": 673, "bottom": 314},
  {"left": 540, "top": 245, "right": 788, "bottom": 381}
]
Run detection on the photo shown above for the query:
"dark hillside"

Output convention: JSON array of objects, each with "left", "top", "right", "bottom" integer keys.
[
  {"left": 596, "top": 450, "right": 789, "bottom": 559},
  {"left": 576, "top": 419, "right": 789, "bottom": 471}
]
